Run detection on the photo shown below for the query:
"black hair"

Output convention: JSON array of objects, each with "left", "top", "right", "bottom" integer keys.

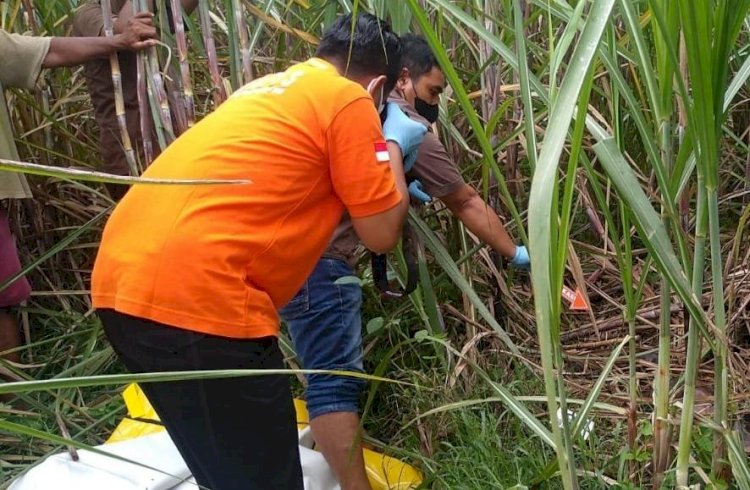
[
  {"left": 400, "top": 33, "right": 439, "bottom": 80},
  {"left": 316, "top": 13, "right": 402, "bottom": 95}
]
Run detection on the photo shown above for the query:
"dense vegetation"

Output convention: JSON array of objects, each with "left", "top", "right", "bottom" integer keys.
[{"left": 1, "top": 1, "right": 749, "bottom": 488}]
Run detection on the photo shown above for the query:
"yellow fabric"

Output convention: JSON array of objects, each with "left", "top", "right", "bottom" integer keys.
[
  {"left": 294, "top": 398, "right": 310, "bottom": 430},
  {"left": 106, "top": 384, "right": 164, "bottom": 444},
  {"left": 363, "top": 449, "right": 423, "bottom": 490}
]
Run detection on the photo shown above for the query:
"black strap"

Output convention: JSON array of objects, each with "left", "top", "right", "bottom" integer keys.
[{"left": 371, "top": 222, "right": 419, "bottom": 299}]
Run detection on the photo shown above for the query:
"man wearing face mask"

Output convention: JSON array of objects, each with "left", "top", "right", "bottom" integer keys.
[
  {"left": 387, "top": 34, "right": 525, "bottom": 260},
  {"left": 279, "top": 33, "right": 529, "bottom": 490}
]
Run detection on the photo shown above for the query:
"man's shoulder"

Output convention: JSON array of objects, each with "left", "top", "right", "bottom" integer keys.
[
  {"left": 285, "top": 59, "right": 374, "bottom": 127},
  {"left": 298, "top": 59, "right": 371, "bottom": 107},
  {"left": 245, "top": 59, "right": 370, "bottom": 111}
]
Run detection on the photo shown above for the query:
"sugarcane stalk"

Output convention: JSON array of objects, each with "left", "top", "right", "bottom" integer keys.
[
  {"left": 21, "top": 0, "right": 38, "bottom": 34},
  {"left": 706, "top": 17, "right": 732, "bottom": 485},
  {"left": 619, "top": 203, "right": 639, "bottom": 479},
  {"left": 674, "top": 33, "right": 698, "bottom": 487},
  {"left": 457, "top": 222, "right": 476, "bottom": 369},
  {"left": 101, "top": 0, "right": 138, "bottom": 176},
  {"left": 648, "top": 1, "right": 681, "bottom": 483},
  {"left": 156, "top": 0, "right": 187, "bottom": 134},
  {"left": 141, "top": 0, "right": 175, "bottom": 148},
  {"left": 169, "top": 0, "right": 194, "bottom": 127},
  {"left": 198, "top": 0, "right": 227, "bottom": 104},
  {"left": 152, "top": 1, "right": 175, "bottom": 143},
  {"left": 133, "top": 0, "right": 168, "bottom": 151},
  {"left": 709, "top": 190, "right": 729, "bottom": 481},
  {"left": 133, "top": 3, "right": 153, "bottom": 166},
  {"left": 652, "top": 279, "right": 672, "bottom": 489},
  {"left": 233, "top": 0, "right": 253, "bottom": 84},
  {"left": 652, "top": 106, "right": 676, "bottom": 490},
  {"left": 676, "top": 181, "right": 706, "bottom": 488},
  {"left": 223, "top": 0, "right": 241, "bottom": 90}
]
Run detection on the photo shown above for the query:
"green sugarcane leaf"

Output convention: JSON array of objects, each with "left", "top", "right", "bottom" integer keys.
[
  {"left": 527, "top": 1, "right": 616, "bottom": 487},
  {"left": 0, "top": 159, "right": 250, "bottom": 185},
  {"left": 513, "top": 0, "right": 538, "bottom": 172},
  {"left": 0, "top": 369, "right": 414, "bottom": 396}
]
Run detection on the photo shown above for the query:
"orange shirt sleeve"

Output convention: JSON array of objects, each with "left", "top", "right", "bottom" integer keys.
[{"left": 326, "top": 97, "right": 402, "bottom": 218}]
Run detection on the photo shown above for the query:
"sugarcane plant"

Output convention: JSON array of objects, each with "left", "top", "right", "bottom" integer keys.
[
  {"left": 100, "top": 0, "right": 139, "bottom": 176},
  {"left": 169, "top": 0, "right": 195, "bottom": 127},
  {"left": 197, "top": 0, "right": 228, "bottom": 105},
  {"left": 675, "top": 0, "right": 750, "bottom": 485}
]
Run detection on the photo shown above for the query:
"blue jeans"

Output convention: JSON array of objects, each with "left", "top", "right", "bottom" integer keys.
[{"left": 279, "top": 258, "right": 365, "bottom": 420}]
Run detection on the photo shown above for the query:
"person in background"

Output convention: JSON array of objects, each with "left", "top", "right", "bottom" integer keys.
[
  {"left": 91, "top": 13, "right": 426, "bottom": 490},
  {"left": 279, "top": 33, "right": 530, "bottom": 490},
  {"left": 0, "top": 15, "right": 157, "bottom": 400},
  {"left": 73, "top": 0, "right": 199, "bottom": 200}
]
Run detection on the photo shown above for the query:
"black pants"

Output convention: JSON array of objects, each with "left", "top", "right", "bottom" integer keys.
[{"left": 98, "top": 309, "right": 304, "bottom": 490}]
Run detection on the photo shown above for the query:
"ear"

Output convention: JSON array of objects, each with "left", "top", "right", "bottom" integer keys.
[
  {"left": 366, "top": 75, "right": 387, "bottom": 98},
  {"left": 396, "top": 67, "right": 410, "bottom": 90}
]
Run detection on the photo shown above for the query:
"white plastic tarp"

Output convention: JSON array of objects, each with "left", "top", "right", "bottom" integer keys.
[{"left": 9, "top": 426, "right": 341, "bottom": 490}]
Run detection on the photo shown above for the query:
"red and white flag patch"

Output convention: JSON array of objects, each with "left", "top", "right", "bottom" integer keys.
[{"left": 374, "top": 141, "right": 389, "bottom": 163}]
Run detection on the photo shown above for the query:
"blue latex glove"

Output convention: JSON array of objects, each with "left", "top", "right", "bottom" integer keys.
[
  {"left": 510, "top": 245, "right": 530, "bottom": 269},
  {"left": 382, "top": 102, "right": 427, "bottom": 173},
  {"left": 408, "top": 180, "right": 432, "bottom": 203}
]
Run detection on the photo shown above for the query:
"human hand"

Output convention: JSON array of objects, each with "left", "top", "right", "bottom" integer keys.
[
  {"left": 114, "top": 12, "right": 158, "bottom": 51},
  {"left": 382, "top": 102, "right": 427, "bottom": 173},
  {"left": 408, "top": 180, "right": 432, "bottom": 203},
  {"left": 510, "top": 245, "right": 530, "bottom": 269}
]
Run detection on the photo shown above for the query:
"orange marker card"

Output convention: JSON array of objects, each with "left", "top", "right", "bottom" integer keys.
[{"left": 562, "top": 285, "right": 590, "bottom": 311}]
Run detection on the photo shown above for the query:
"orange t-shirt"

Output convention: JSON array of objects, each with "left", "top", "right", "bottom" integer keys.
[{"left": 91, "top": 58, "right": 401, "bottom": 339}]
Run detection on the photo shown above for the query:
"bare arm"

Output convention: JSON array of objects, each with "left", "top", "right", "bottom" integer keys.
[
  {"left": 43, "top": 12, "right": 156, "bottom": 68},
  {"left": 441, "top": 183, "right": 518, "bottom": 259},
  {"left": 351, "top": 142, "right": 410, "bottom": 254}
]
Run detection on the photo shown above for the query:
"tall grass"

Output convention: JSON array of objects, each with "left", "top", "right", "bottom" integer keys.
[{"left": 2, "top": 0, "right": 750, "bottom": 488}]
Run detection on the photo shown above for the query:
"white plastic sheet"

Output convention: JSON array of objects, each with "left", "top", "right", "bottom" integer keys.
[{"left": 10, "top": 426, "right": 340, "bottom": 490}]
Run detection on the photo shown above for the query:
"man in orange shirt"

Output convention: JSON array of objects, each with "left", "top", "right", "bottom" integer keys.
[{"left": 91, "top": 13, "right": 425, "bottom": 490}]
